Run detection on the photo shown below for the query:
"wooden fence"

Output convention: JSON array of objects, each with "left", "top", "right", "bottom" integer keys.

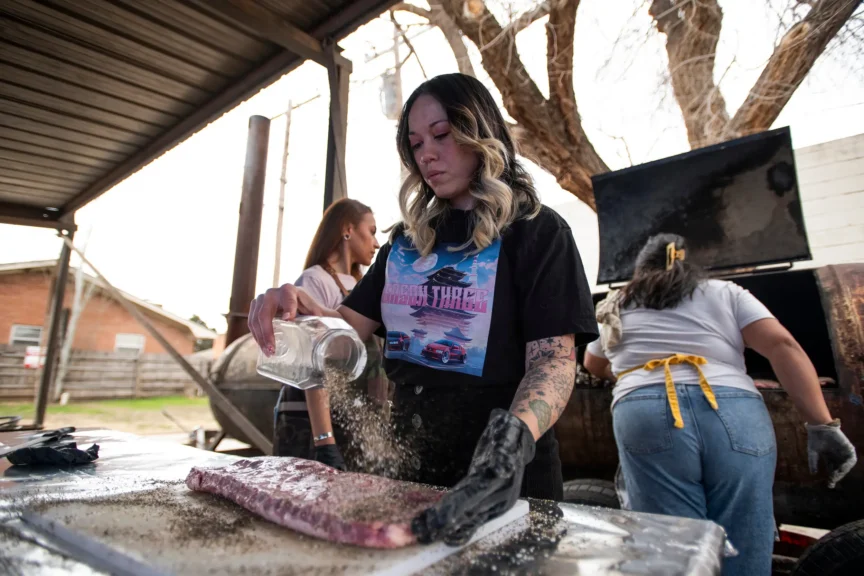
[{"left": 0, "top": 347, "right": 212, "bottom": 402}]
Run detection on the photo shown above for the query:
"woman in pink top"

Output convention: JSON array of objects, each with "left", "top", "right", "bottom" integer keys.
[{"left": 274, "top": 198, "right": 381, "bottom": 469}]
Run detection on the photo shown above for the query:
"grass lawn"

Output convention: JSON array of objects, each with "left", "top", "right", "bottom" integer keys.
[
  {"left": 0, "top": 396, "right": 209, "bottom": 417},
  {"left": 0, "top": 396, "right": 219, "bottom": 435}
]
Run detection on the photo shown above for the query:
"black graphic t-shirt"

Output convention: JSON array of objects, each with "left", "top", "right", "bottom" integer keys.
[{"left": 343, "top": 205, "right": 599, "bottom": 391}]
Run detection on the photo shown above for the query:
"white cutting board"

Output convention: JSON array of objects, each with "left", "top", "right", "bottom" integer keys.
[
  {"left": 373, "top": 499, "right": 530, "bottom": 576},
  {"left": 28, "top": 483, "right": 530, "bottom": 576}
]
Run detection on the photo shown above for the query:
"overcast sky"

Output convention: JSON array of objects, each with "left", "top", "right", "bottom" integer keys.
[{"left": 2, "top": 0, "right": 862, "bottom": 333}]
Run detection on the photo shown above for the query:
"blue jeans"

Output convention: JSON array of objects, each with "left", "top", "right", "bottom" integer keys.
[{"left": 613, "top": 384, "right": 777, "bottom": 576}]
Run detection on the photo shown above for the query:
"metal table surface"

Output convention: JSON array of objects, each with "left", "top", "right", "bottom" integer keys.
[{"left": 0, "top": 429, "right": 726, "bottom": 575}]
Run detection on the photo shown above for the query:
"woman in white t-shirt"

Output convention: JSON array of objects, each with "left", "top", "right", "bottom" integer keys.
[
  {"left": 584, "top": 233, "right": 856, "bottom": 576},
  {"left": 295, "top": 199, "right": 379, "bottom": 306},
  {"left": 273, "top": 198, "right": 380, "bottom": 468}
]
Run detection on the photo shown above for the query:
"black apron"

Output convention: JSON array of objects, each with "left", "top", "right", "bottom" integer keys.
[
  {"left": 391, "top": 383, "right": 563, "bottom": 501},
  {"left": 272, "top": 383, "right": 361, "bottom": 461},
  {"left": 273, "top": 384, "right": 313, "bottom": 458}
]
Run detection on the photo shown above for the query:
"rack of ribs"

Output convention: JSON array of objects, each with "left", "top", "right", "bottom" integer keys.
[{"left": 186, "top": 457, "right": 444, "bottom": 549}]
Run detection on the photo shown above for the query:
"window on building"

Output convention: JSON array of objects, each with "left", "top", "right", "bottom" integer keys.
[
  {"left": 115, "top": 333, "right": 146, "bottom": 355},
  {"left": 10, "top": 325, "right": 43, "bottom": 347}
]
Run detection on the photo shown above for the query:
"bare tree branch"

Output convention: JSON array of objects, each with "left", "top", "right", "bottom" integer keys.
[
  {"left": 438, "top": 1, "right": 550, "bottom": 134},
  {"left": 474, "top": 1, "right": 555, "bottom": 53},
  {"left": 727, "top": 0, "right": 862, "bottom": 138},
  {"left": 391, "top": 11, "right": 428, "bottom": 78},
  {"left": 393, "top": 2, "right": 477, "bottom": 77},
  {"left": 650, "top": 0, "right": 731, "bottom": 148},
  {"left": 391, "top": 3, "right": 431, "bottom": 19},
  {"left": 547, "top": 0, "right": 608, "bottom": 199},
  {"left": 439, "top": 0, "right": 607, "bottom": 208},
  {"left": 596, "top": 0, "right": 653, "bottom": 82},
  {"left": 364, "top": 24, "right": 433, "bottom": 63},
  {"left": 547, "top": 0, "right": 578, "bottom": 142},
  {"left": 596, "top": 127, "right": 635, "bottom": 166}
]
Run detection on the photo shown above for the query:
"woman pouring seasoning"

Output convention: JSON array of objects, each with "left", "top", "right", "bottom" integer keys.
[
  {"left": 273, "top": 198, "right": 383, "bottom": 469},
  {"left": 249, "top": 73, "right": 598, "bottom": 545},
  {"left": 583, "top": 233, "right": 857, "bottom": 575}
]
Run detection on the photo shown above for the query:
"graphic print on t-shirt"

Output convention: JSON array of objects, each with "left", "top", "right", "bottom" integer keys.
[{"left": 381, "top": 236, "right": 501, "bottom": 377}]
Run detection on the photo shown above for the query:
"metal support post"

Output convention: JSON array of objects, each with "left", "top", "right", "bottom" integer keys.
[
  {"left": 34, "top": 227, "right": 74, "bottom": 427},
  {"left": 226, "top": 115, "right": 270, "bottom": 346},
  {"left": 323, "top": 45, "right": 351, "bottom": 210}
]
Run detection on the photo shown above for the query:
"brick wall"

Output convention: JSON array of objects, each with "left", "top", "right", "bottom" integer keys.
[
  {"left": 0, "top": 270, "right": 53, "bottom": 345},
  {"left": 0, "top": 269, "right": 195, "bottom": 355}
]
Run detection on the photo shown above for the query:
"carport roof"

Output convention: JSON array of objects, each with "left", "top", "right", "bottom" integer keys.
[{"left": 0, "top": 0, "right": 396, "bottom": 230}]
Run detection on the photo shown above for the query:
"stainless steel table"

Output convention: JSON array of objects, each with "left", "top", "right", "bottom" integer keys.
[{"left": 0, "top": 429, "right": 726, "bottom": 575}]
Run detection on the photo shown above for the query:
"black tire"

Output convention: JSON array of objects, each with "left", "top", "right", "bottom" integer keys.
[
  {"left": 792, "top": 519, "right": 864, "bottom": 576},
  {"left": 441, "top": 351, "right": 450, "bottom": 364},
  {"left": 562, "top": 479, "right": 620, "bottom": 509}
]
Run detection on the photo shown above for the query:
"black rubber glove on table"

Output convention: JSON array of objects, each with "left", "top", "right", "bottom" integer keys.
[
  {"left": 7, "top": 440, "right": 99, "bottom": 466},
  {"left": 412, "top": 409, "right": 536, "bottom": 546},
  {"left": 314, "top": 443, "right": 346, "bottom": 471}
]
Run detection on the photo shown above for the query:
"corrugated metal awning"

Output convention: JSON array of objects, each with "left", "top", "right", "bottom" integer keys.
[{"left": 0, "top": 0, "right": 396, "bottom": 230}]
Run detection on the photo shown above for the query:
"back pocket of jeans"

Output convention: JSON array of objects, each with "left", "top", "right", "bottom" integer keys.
[
  {"left": 613, "top": 394, "right": 672, "bottom": 454},
  {"left": 714, "top": 392, "right": 776, "bottom": 456}
]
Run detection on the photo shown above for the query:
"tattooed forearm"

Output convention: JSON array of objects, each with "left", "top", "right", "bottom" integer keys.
[
  {"left": 528, "top": 399, "right": 552, "bottom": 431},
  {"left": 510, "top": 335, "right": 577, "bottom": 439}
]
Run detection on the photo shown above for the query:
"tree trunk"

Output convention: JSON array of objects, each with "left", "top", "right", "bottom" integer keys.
[
  {"left": 439, "top": 0, "right": 607, "bottom": 209},
  {"left": 653, "top": 0, "right": 859, "bottom": 146},
  {"left": 54, "top": 234, "right": 93, "bottom": 401},
  {"left": 726, "top": 0, "right": 861, "bottom": 139},
  {"left": 546, "top": 0, "right": 608, "bottom": 208},
  {"left": 429, "top": 0, "right": 477, "bottom": 77},
  {"left": 650, "top": 0, "right": 731, "bottom": 148}
]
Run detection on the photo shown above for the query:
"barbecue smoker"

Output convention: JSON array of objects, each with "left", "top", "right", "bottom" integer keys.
[
  {"left": 553, "top": 127, "right": 864, "bottom": 545},
  {"left": 210, "top": 335, "right": 282, "bottom": 449}
]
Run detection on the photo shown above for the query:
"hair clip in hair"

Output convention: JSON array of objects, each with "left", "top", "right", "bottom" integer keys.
[{"left": 666, "top": 242, "right": 686, "bottom": 270}]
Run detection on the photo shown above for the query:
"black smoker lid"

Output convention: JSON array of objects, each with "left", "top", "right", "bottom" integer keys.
[{"left": 591, "top": 126, "right": 811, "bottom": 284}]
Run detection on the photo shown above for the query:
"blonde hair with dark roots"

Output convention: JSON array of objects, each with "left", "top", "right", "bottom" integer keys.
[{"left": 394, "top": 74, "right": 541, "bottom": 256}]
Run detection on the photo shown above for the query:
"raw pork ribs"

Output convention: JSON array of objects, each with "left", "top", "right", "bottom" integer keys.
[{"left": 186, "top": 457, "right": 442, "bottom": 548}]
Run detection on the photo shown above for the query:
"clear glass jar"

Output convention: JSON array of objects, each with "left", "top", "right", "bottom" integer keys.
[{"left": 256, "top": 317, "right": 367, "bottom": 390}]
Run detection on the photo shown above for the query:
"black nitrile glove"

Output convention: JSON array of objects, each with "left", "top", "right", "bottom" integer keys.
[
  {"left": 412, "top": 409, "right": 535, "bottom": 546},
  {"left": 314, "top": 443, "right": 346, "bottom": 471},
  {"left": 7, "top": 440, "right": 99, "bottom": 466},
  {"left": 806, "top": 419, "right": 857, "bottom": 488}
]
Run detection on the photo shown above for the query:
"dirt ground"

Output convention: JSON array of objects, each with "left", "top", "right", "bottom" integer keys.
[{"left": 0, "top": 396, "right": 221, "bottom": 437}]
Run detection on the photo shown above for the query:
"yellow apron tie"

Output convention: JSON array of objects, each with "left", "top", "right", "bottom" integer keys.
[{"left": 617, "top": 354, "right": 718, "bottom": 429}]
